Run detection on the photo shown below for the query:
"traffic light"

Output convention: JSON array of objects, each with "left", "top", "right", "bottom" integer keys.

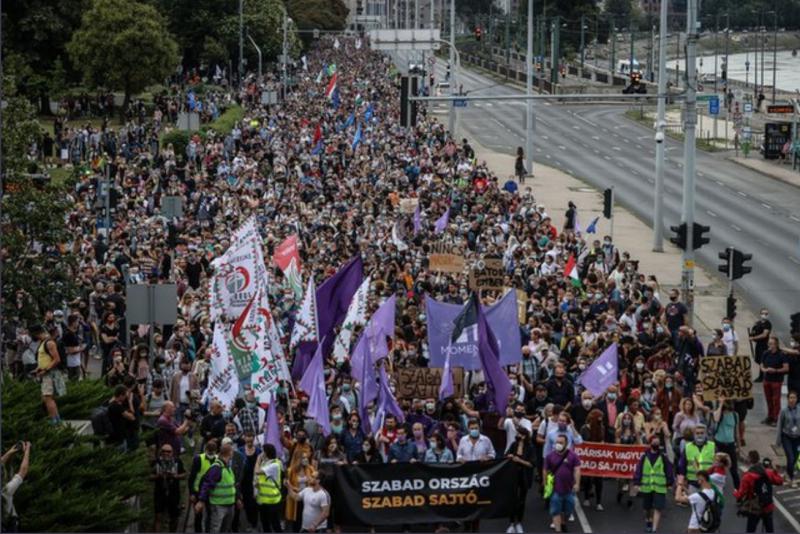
[
  {"left": 475, "top": 27, "right": 482, "bottom": 41},
  {"left": 718, "top": 248, "right": 732, "bottom": 277},
  {"left": 726, "top": 294, "right": 737, "bottom": 320},
  {"left": 603, "top": 188, "right": 613, "bottom": 219},
  {"left": 791, "top": 312, "right": 800, "bottom": 335},
  {"left": 692, "top": 223, "right": 710, "bottom": 250},
  {"left": 731, "top": 249, "right": 752, "bottom": 280},
  {"left": 670, "top": 223, "right": 687, "bottom": 250}
]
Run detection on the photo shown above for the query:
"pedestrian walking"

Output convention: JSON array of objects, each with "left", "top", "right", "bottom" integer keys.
[
  {"left": 544, "top": 435, "right": 581, "bottom": 534},
  {"left": 677, "top": 425, "right": 715, "bottom": 492},
  {"left": 30, "top": 324, "right": 65, "bottom": 424},
  {"left": 254, "top": 444, "right": 283, "bottom": 532},
  {"left": 195, "top": 441, "right": 241, "bottom": 533},
  {"left": 734, "top": 451, "right": 784, "bottom": 533},
  {"left": 674, "top": 470, "right": 720, "bottom": 533},
  {"left": 633, "top": 435, "right": 674, "bottom": 533},
  {"left": 761, "top": 337, "right": 788, "bottom": 425},
  {"left": 505, "top": 426, "right": 534, "bottom": 533},
  {"left": 749, "top": 309, "right": 772, "bottom": 383},
  {"left": 776, "top": 391, "right": 800, "bottom": 487}
]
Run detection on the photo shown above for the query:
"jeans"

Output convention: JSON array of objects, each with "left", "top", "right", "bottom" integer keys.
[
  {"left": 258, "top": 503, "right": 283, "bottom": 532},
  {"left": 746, "top": 512, "right": 774, "bottom": 533},
  {"left": 209, "top": 504, "right": 234, "bottom": 533},
  {"left": 781, "top": 434, "right": 800, "bottom": 480},
  {"left": 714, "top": 441, "right": 740, "bottom": 489},
  {"left": 549, "top": 492, "right": 576, "bottom": 518},
  {"left": 764, "top": 382, "right": 783, "bottom": 422}
]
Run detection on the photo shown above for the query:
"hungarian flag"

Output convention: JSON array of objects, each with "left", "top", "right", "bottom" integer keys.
[
  {"left": 324, "top": 72, "right": 338, "bottom": 100},
  {"left": 564, "top": 254, "right": 581, "bottom": 287}
]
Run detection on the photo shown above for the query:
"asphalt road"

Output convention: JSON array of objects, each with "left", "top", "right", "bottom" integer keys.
[{"left": 434, "top": 64, "right": 800, "bottom": 338}]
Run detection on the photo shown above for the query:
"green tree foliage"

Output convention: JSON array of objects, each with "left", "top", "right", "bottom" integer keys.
[
  {"left": 2, "top": 378, "right": 150, "bottom": 532},
  {"left": 0, "top": 0, "right": 89, "bottom": 110},
  {"left": 288, "top": 0, "right": 349, "bottom": 34},
  {"left": 67, "top": 0, "right": 179, "bottom": 109}
]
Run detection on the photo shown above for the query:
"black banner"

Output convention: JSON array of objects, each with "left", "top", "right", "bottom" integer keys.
[{"left": 333, "top": 460, "right": 519, "bottom": 525}]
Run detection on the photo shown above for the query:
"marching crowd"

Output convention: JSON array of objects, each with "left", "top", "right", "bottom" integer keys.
[{"left": 3, "top": 35, "right": 800, "bottom": 534}]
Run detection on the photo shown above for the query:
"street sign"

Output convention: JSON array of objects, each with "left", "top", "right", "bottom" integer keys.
[
  {"left": 696, "top": 94, "right": 720, "bottom": 102},
  {"left": 767, "top": 104, "right": 794, "bottom": 114},
  {"left": 453, "top": 99, "right": 468, "bottom": 108},
  {"left": 743, "top": 126, "right": 752, "bottom": 140},
  {"left": 709, "top": 98, "right": 720, "bottom": 115},
  {"left": 744, "top": 102, "right": 753, "bottom": 113},
  {"left": 428, "top": 56, "right": 436, "bottom": 65}
]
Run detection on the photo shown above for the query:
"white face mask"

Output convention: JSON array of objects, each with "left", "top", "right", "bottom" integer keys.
[
  {"left": 555, "top": 443, "right": 565, "bottom": 453},
  {"left": 582, "top": 399, "right": 593, "bottom": 410}
]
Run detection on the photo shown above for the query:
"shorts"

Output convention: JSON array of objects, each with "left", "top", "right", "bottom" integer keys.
[
  {"left": 549, "top": 492, "right": 575, "bottom": 517},
  {"left": 40, "top": 370, "right": 66, "bottom": 397},
  {"left": 641, "top": 491, "right": 666, "bottom": 511}
]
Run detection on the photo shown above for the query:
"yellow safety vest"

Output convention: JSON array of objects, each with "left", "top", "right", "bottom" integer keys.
[
  {"left": 193, "top": 454, "right": 216, "bottom": 493},
  {"left": 209, "top": 460, "right": 236, "bottom": 506},
  {"left": 685, "top": 442, "right": 715, "bottom": 482},
  {"left": 255, "top": 460, "right": 282, "bottom": 505},
  {"left": 641, "top": 456, "right": 667, "bottom": 494}
]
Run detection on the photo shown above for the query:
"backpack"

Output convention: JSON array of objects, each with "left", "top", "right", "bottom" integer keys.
[
  {"left": 55, "top": 339, "right": 69, "bottom": 371},
  {"left": 90, "top": 404, "right": 113, "bottom": 437},
  {"left": 754, "top": 471, "right": 773, "bottom": 508},
  {"left": 696, "top": 490, "right": 722, "bottom": 533}
]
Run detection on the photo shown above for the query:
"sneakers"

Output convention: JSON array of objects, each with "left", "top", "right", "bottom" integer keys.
[
  {"left": 596, "top": 504, "right": 604, "bottom": 511},
  {"left": 515, "top": 523, "right": 524, "bottom": 533},
  {"left": 568, "top": 513, "right": 575, "bottom": 522},
  {"left": 792, "top": 479, "right": 799, "bottom": 488},
  {"left": 506, "top": 524, "right": 516, "bottom": 533},
  {"left": 645, "top": 520, "right": 653, "bottom": 532},
  {"left": 549, "top": 523, "right": 555, "bottom": 530},
  {"left": 582, "top": 499, "right": 590, "bottom": 507}
]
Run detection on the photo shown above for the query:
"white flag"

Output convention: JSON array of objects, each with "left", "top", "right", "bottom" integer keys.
[
  {"left": 206, "top": 322, "right": 241, "bottom": 410},
  {"left": 391, "top": 221, "right": 408, "bottom": 251},
  {"left": 332, "top": 276, "right": 371, "bottom": 362},
  {"left": 250, "top": 289, "right": 284, "bottom": 404},
  {"left": 334, "top": 38, "right": 341, "bottom": 50},
  {"left": 355, "top": 38, "right": 362, "bottom": 50},
  {"left": 290, "top": 277, "right": 319, "bottom": 350},
  {"left": 301, "top": 55, "right": 308, "bottom": 71}
]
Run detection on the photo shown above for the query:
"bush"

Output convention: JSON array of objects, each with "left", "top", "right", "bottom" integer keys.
[
  {"left": 200, "top": 104, "right": 245, "bottom": 137},
  {"left": 160, "top": 129, "right": 190, "bottom": 158},
  {"left": 2, "top": 377, "right": 150, "bottom": 532}
]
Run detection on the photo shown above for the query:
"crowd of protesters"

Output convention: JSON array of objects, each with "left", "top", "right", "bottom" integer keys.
[{"left": 3, "top": 35, "right": 800, "bottom": 534}]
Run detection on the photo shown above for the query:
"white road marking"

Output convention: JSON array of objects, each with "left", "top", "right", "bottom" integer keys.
[
  {"left": 715, "top": 180, "right": 724, "bottom": 186},
  {"left": 631, "top": 170, "right": 639, "bottom": 175},
  {"left": 698, "top": 172, "right": 705, "bottom": 177},
  {"left": 604, "top": 155, "right": 612, "bottom": 160},
  {"left": 791, "top": 215, "right": 800, "bottom": 222},
  {"left": 636, "top": 145, "right": 643, "bottom": 150},
  {"left": 612, "top": 146, "right": 621, "bottom": 151},
  {"left": 545, "top": 154, "right": 551, "bottom": 159},
  {"left": 731, "top": 224, "right": 742, "bottom": 232},
  {"left": 761, "top": 203, "right": 772, "bottom": 209},
  {"left": 789, "top": 256, "right": 800, "bottom": 266},
  {"left": 647, "top": 178, "right": 655, "bottom": 184},
  {"left": 542, "top": 135, "right": 550, "bottom": 140},
  {"left": 484, "top": 103, "right": 493, "bottom": 107},
  {"left": 558, "top": 145, "right": 567, "bottom": 150},
  {"left": 573, "top": 125, "right": 580, "bottom": 130},
  {"left": 576, "top": 115, "right": 599, "bottom": 128},
  {"left": 592, "top": 136, "right": 600, "bottom": 141},
  {"left": 574, "top": 500, "right": 593, "bottom": 533},
  {"left": 536, "top": 148, "right": 542, "bottom": 152},
  {"left": 707, "top": 210, "right": 717, "bottom": 218},
  {"left": 738, "top": 191, "right": 748, "bottom": 197}
]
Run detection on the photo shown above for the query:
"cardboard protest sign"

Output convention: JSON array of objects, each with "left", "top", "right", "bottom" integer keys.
[
  {"left": 393, "top": 367, "right": 464, "bottom": 399},
  {"left": 468, "top": 257, "right": 505, "bottom": 291},
  {"left": 399, "top": 198, "right": 419, "bottom": 214},
  {"left": 515, "top": 289, "right": 527, "bottom": 324},
  {"left": 429, "top": 254, "right": 466, "bottom": 273},
  {"left": 699, "top": 355, "right": 753, "bottom": 401}
]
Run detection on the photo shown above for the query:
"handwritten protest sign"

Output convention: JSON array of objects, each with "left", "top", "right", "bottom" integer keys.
[
  {"left": 515, "top": 289, "right": 527, "bottom": 324},
  {"left": 575, "top": 443, "right": 647, "bottom": 479},
  {"left": 699, "top": 355, "right": 753, "bottom": 401},
  {"left": 429, "top": 254, "right": 466, "bottom": 273},
  {"left": 469, "top": 257, "right": 505, "bottom": 291},
  {"left": 394, "top": 367, "right": 464, "bottom": 399},
  {"left": 399, "top": 198, "right": 419, "bottom": 214}
]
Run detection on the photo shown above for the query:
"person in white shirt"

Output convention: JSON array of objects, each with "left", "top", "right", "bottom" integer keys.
[
  {"left": 457, "top": 419, "right": 496, "bottom": 462},
  {"left": 499, "top": 402, "right": 534, "bottom": 453},
  {"left": 721, "top": 318, "right": 739, "bottom": 356},
  {"left": 287, "top": 473, "right": 330, "bottom": 533},
  {"left": 675, "top": 470, "right": 717, "bottom": 533},
  {"left": 1, "top": 441, "right": 30, "bottom": 531}
]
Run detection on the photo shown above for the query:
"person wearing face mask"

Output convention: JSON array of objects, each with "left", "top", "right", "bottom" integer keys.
[
  {"left": 285, "top": 449, "right": 317, "bottom": 532},
  {"left": 749, "top": 308, "right": 772, "bottom": 383},
  {"left": 457, "top": 419, "right": 496, "bottom": 462},
  {"left": 662, "top": 289, "right": 688, "bottom": 344},
  {"left": 328, "top": 407, "right": 345, "bottom": 436},
  {"left": 406, "top": 399, "right": 436, "bottom": 435},
  {"left": 341, "top": 414, "right": 366, "bottom": 462},
  {"left": 677, "top": 424, "right": 716, "bottom": 492},
  {"left": 546, "top": 363, "right": 575, "bottom": 408},
  {"left": 706, "top": 329, "right": 727, "bottom": 356},
  {"left": 579, "top": 409, "right": 607, "bottom": 511},
  {"left": 760, "top": 337, "right": 789, "bottom": 426},
  {"left": 315, "top": 435, "right": 345, "bottom": 531},
  {"left": 544, "top": 435, "right": 581, "bottom": 533},
  {"left": 632, "top": 435, "right": 675, "bottom": 533},
  {"left": 719, "top": 318, "right": 739, "bottom": 356},
  {"left": 234, "top": 390, "right": 264, "bottom": 439},
  {"left": 572, "top": 391, "right": 595, "bottom": 431},
  {"left": 170, "top": 358, "right": 198, "bottom": 423},
  {"left": 387, "top": 426, "right": 419, "bottom": 463},
  {"left": 505, "top": 426, "right": 534, "bottom": 533},
  {"left": 423, "top": 433, "right": 454, "bottom": 464},
  {"left": 498, "top": 402, "right": 533, "bottom": 453},
  {"left": 544, "top": 412, "right": 583, "bottom": 457},
  {"left": 353, "top": 437, "right": 382, "bottom": 464},
  {"left": 655, "top": 375, "right": 681, "bottom": 428},
  {"left": 599, "top": 386, "right": 625, "bottom": 443}
]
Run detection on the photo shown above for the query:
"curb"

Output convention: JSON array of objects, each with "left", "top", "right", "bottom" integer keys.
[{"left": 727, "top": 157, "right": 800, "bottom": 190}]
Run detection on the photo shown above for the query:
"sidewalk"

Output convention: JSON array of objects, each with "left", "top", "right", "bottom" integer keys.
[
  {"left": 729, "top": 155, "right": 800, "bottom": 189},
  {"left": 465, "top": 135, "right": 784, "bottom": 466}
]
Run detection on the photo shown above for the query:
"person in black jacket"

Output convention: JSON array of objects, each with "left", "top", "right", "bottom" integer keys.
[
  {"left": 506, "top": 426, "right": 535, "bottom": 533},
  {"left": 515, "top": 146, "right": 527, "bottom": 183}
]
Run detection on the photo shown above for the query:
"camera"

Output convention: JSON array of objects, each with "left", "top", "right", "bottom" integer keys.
[{"left": 655, "top": 131, "right": 665, "bottom": 144}]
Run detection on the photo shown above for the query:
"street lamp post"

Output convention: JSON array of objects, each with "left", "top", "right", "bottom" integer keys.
[
  {"left": 282, "top": 11, "right": 291, "bottom": 98},
  {"left": 526, "top": 0, "right": 534, "bottom": 178},
  {"left": 771, "top": 8, "right": 778, "bottom": 104},
  {"left": 238, "top": 0, "right": 244, "bottom": 82},
  {"left": 580, "top": 14, "right": 585, "bottom": 71},
  {"left": 652, "top": 0, "right": 668, "bottom": 252},
  {"left": 247, "top": 33, "right": 262, "bottom": 80}
]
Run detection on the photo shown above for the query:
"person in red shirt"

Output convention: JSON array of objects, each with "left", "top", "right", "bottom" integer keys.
[{"left": 734, "top": 450, "right": 783, "bottom": 533}]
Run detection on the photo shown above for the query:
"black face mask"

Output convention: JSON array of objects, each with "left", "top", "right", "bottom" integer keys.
[{"left": 297, "top": 436, "right": 307, "bottom": 444}]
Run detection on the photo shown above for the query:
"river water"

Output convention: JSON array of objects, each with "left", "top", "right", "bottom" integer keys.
[{"left": 676, "top": 50, "right": 800, "bottom": 93}]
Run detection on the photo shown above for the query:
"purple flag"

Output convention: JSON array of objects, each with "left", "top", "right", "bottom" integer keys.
[
  {"left": 353, "top": 334, "right": 378, "bottom": 434},
  {"left": 264, "top": 398, "right": 284, "bottom": 457},
  {"left": 351, "top": 295, "right": 396, "bottom": 383},
  {"left": 293, "top": 257, "right": 363, "bottom": 378},
  {"left": 300, "top": 342, "right": 331, "bottom": 435},
  {"left": 439, "top": 347, "right": 455, "bottom": 401},
  {"left": 474, "top": 294, "right": 513, "bottom": 415},
  {"left": 413, "top": 204, "right": 422, "bottom": 235},
  {"left": 434, "top": 207, "right": 449, "bottom": 234},
  {"left": 372, "top": 364, "right": 404, "bottom": 434},
  {"left": 578, "top": 343, "right": 619, "bottom": 397}
]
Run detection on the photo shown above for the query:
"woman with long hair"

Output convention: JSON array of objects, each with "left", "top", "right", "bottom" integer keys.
[
  {"left": 506, "top": 425, "right": 535, "bottom": 533},
  {"left": 285, "top": 447, "right": 317, "bottom": 532}
]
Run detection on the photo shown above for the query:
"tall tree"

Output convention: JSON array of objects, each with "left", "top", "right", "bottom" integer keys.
[
  {"left": 288, "top": 0, "right": 349, "bottom": 34},
  {"left": 67, "top": 0, "right": 179, "bottom": 109}
]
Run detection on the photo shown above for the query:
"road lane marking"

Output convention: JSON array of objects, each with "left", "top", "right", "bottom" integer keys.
[
  {"left": 715, "top": 180, "right": 724, "bottom": 186},
  {"left": 558, "top": 145, "right": 567, "bottom": 150},
  {"left": 647, "top": 178, "right": 655, "bottom": 184},
  {"left": 604, "top": 155, "right": 612, "bottom": 160},
  {"left": 731, "top": 224, "right": 742, "bottom": 232},
  {"left": 612, "top": 146, "right": 621, "bottom": 151},
  {"left": 738, "top": 191, "right": 748, "bottom": 197},
  {"left": 761, "top": 203, "right": 772, "bottom": 209},
  {"left": 789, "top": 256, "right": 800, "bottom": 266},
  {"left": 592, "top": 136, "right": 600, "bottom": 140},
  {"left": 631, "top": 170, "right": 639, "bottom": 175},
  {"left": 791, "top": 215, "right": 800, "bottom": 222},
  {"left": 574, "top": 500, "right": 593, "bottom": 533},
  {"left": 573, "top": 125, "right": 580, "bottom": 130},
  {"left": 707, "top": 210, "right": 717, "bottom": 218},
  {"left": 542, "top": 135, "right": 549, "bottom": 140},
  {"left": 698, "top": 172, "right": 705, "bottom": 177},
  {"left": 636, "top": 145, "right": 643, "bottom": 150},
  {"left": 545, "top": 154, "right": 551, "bottom": 159}
]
